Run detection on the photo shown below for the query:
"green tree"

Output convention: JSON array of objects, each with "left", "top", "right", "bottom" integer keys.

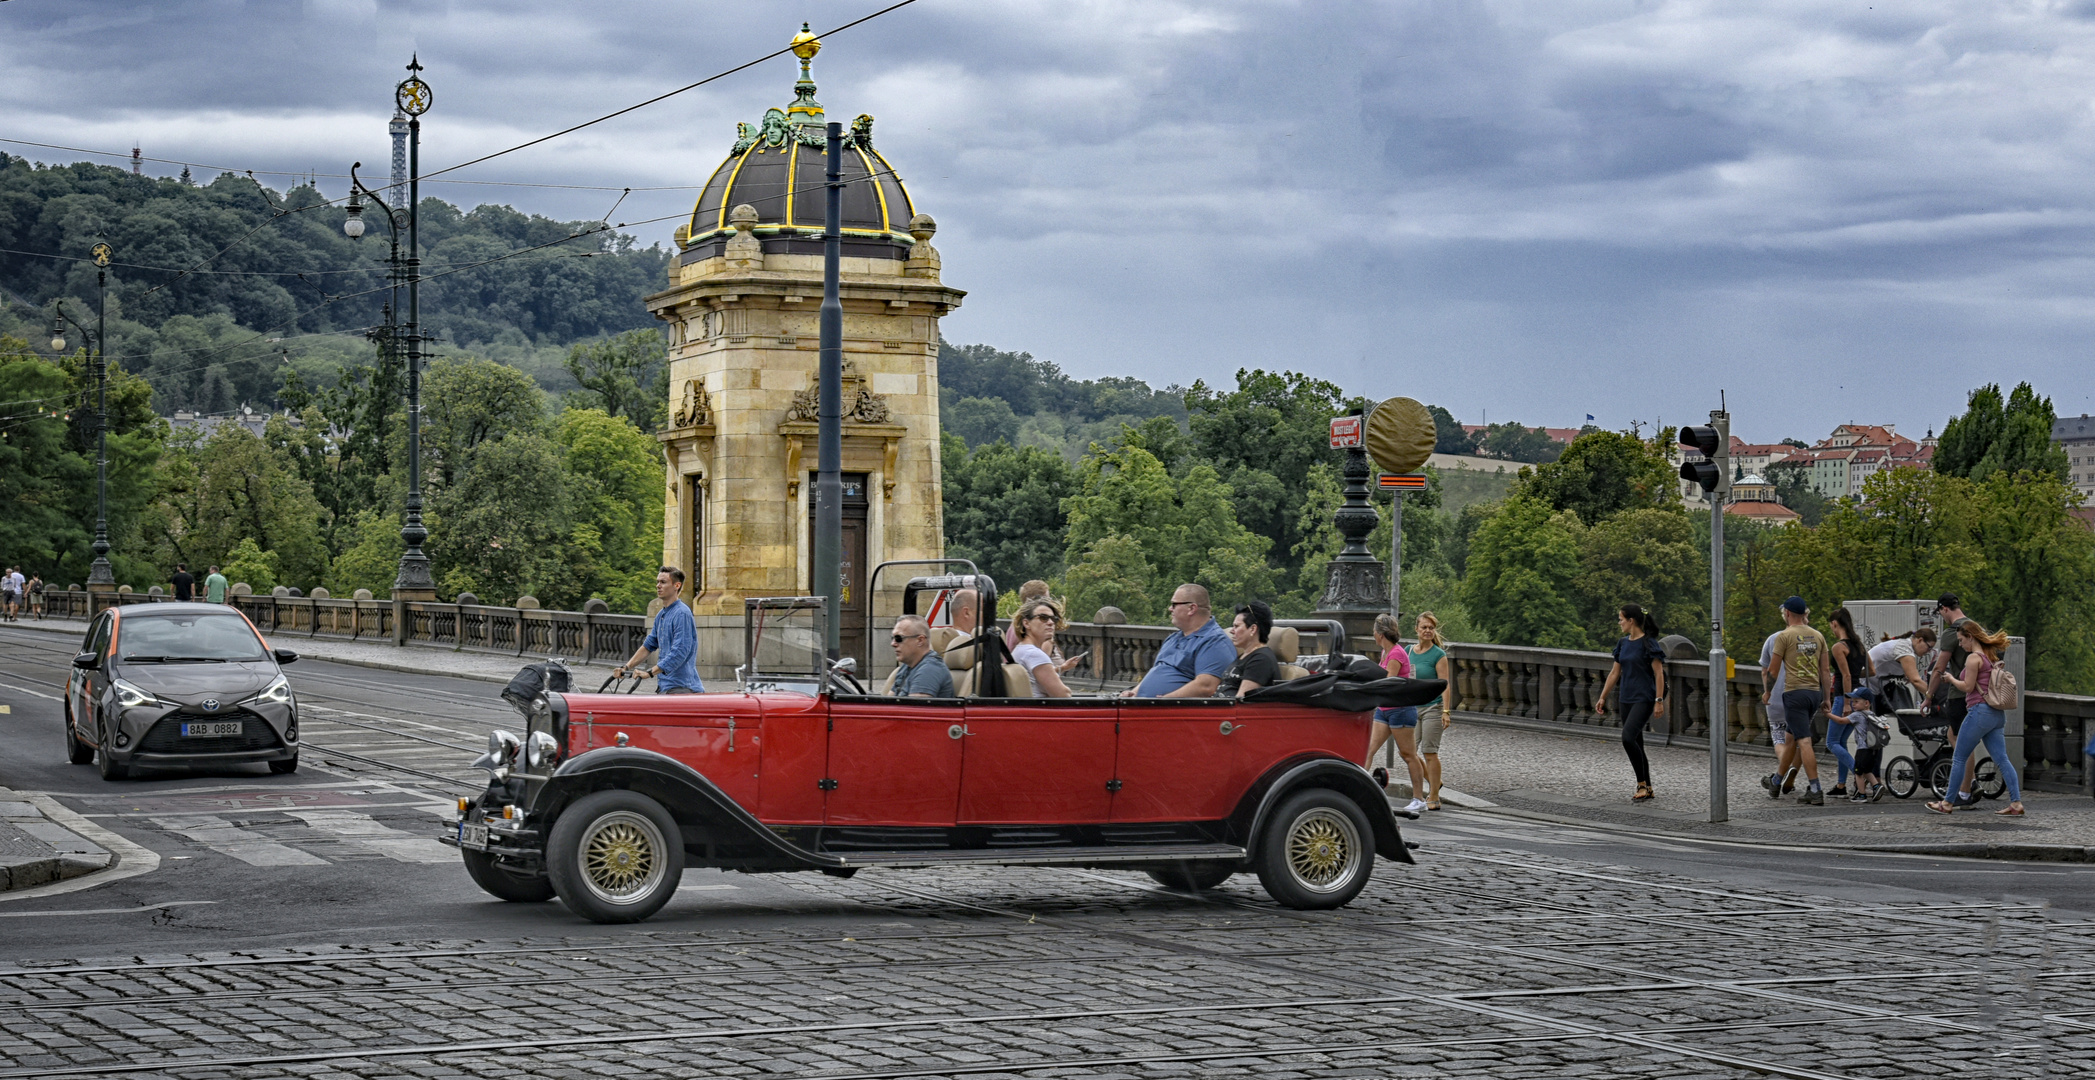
[
  {"left": 1061, "top": 440, "right": 1273, "bottom": 613},
  {"left": 1935, "top": 382, "right": 2070, "bottom": 483},
  {"left": 563, "top": 329, "right": 666, "bottom": 432},
  {"left": 1765, "top": 459, "right": 1832, "bottom": 525},
  {"left": 323, "top": 507, "right": 406, "bottom": 598},
  {"left": 1061, "top": 533, "right": 1159, "bottom": 624},
  {"left": 429, "top": 433, "right": 576, "bottom": 606},
  {"left": 422, "top": 356, "right": 547, "bottom": 489},
  {"left": 1476, "top": 423, "right": 1563, "bottom": 464},
  {"left": 1460, "top": 496, "right": 1586, "bottom": 648},
  {"left": 941, "top": 434, "right": 1073, "bottom": 585},
  {"left": 1516, "top": 429, "right": 1676, "bottom": 525},
  {"left": 142, "top": 418, "right": 331, "bottom": 589},
  {"left": 1574, "top": 507, "right": 1705, "bottom": 648},
  {"left": 221, "top": 537, "right": 281, "bottom": 592},
  {"left": 1428, "top": 404, "right": 1474, "bottom": 454},
  {"left": 943, "top": 395, "right": 1020, "bottom": 449},
  {"left": 554, "top": 407, "right": 664, "bottom": 612},
  {"left": 1963, "top": 472, "right": 2095, "bottom": 693},
  {"left": 1185, "top": 369, "right": 1356, "bottom": 573}
]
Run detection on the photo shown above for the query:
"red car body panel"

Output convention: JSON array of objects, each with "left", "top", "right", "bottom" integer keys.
[{"left": 554, "top": 692, "right": 1374, "bottom": 829}]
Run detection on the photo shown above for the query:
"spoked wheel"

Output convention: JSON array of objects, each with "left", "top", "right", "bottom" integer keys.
[
  {"left": 546, "top": 790, "right": 683, "bottom": 924},
  {"left": 1255, "top": 788, "right": 1374, "bottom": 910},
  {"left": 1146, "top": 860, "right": 1237, "bottom": 892},
  {"left": 1975, "top": 759, "right": 2006, "bottom": 800},
  {"left": 462, "top": 848, "right": 556, "bottom": 902},
  {"left": 1928, "top": 756, "right": 1956, "bottom": 800},
  {"left": 1884, "top": 757, "right": 1918, "bottom": 800}
]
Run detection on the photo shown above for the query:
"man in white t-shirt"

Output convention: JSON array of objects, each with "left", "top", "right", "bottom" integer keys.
[{"left": 1760, "top": 629, "right": 1795, "bottom": 793}]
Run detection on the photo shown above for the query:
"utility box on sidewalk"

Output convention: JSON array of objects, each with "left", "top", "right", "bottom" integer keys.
[{"left": 1843, "top": 599, "right": 1941, "bottom": 646}]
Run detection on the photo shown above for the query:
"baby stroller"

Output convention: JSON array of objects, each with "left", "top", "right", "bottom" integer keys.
[{"left": 1877, "top": 677, "right": 2003, "bottom": 801}]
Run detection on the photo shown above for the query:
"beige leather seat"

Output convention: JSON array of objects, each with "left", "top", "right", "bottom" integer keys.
[
  {"left": 942, "top": 633, "right": 983, "bottom": 697},
  {"left": 1001, "top": 662, "right": 1033, "bottom": 698},
  {"left": 1270, "top": 626, "right": 1310, "bottom": 682}
]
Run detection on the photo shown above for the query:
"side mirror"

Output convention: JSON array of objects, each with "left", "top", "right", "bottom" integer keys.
[
  {"left": 273, "top": 649, "right": 299, "bottom": 665},
  {"left": 830, "top": 656, "right": 858, "bottom": 676},
  {"left": 73, "top": 652, "right": 99, "bottom": 670}
]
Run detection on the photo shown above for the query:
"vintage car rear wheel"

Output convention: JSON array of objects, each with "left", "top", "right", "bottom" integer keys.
[
  {"left": 1255, "top": 787, "right": 1372, "bottom": 910},
  {"left": 1145, "top": 861, "right": 1236, "bottom": 891},
  {"left": 547, "top": 790, "right": 684, "bottom": 924},
  {"left": 462, "top": 848, "right": 556, "bottom": 902}
]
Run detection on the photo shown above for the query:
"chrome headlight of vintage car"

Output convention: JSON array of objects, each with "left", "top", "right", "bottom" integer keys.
[
  {"left": 244, "top": 674, "right": 293, "bottom": 707},
  {"left": 526, "top": 730, "right": 560, "bottom": 770},
  {"left": 111, "top": 678, "right": 161, "bottom": 710},
  {"left": 472, "top": 729, "right": 522, "bottom": 776}
]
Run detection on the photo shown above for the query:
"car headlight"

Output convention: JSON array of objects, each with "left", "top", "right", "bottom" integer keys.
[
  {"left": 111, "top": 679, "right": 160, "bottom": 710},
  {"left": 526, "top": 730, "right": 560, "bottom": 770},
  {"left": 245, "top": 674, "right": 294, "bottom": 707}
]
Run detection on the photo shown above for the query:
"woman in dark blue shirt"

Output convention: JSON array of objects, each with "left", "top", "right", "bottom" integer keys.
[{"left": 1595, "top": 603, "right": 1667, "bottom": 803}]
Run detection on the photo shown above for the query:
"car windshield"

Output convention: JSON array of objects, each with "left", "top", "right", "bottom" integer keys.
[
  {"left": 746, "top": 600, "right": 827, "bottom": 680},
  {"left": 117, "top": 613, "right": 268, "bottom": 662}
]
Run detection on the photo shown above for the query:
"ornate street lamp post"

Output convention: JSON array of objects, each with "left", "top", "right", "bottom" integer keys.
[
  {"left": 49, "top": 242, "right": 116, "bottom": 596},
  {"left": 345, "top": 58, "right": 436, "bottom": 614}
]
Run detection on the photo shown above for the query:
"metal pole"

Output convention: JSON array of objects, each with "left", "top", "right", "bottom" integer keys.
[
  {"left": 392, "top": 101, "right": 434, "bottom": 603},
  {"left": 814, "top": 121, "right": 845, "bottom": 659},
  {"left": 1387, "top": 491, "right": 1404, "bottom": 619},
  {"left": 88, "top": 268, "right": 112, "bottom": 588},
  {"left": 1708, "top": 409, "right": 1730, "bottom": 824}
]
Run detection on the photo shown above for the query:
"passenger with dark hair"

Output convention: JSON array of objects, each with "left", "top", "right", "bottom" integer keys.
[
  {"left": 1825, "top": 607, "right": 1869, "bottom": 798},
  {"left": 1595, "top": 603, "right": 1667, "bottom": 803},
  {"left": 1219, "top": 600, "right": 1278, "bottom": 697},
  {"left": 616, "top": 566, "right": 704, "bottom": 694}
]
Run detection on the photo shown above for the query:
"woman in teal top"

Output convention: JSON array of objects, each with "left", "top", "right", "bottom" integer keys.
[{"left": 1408, "top": 612, "right": 1454, "bottom": 810}]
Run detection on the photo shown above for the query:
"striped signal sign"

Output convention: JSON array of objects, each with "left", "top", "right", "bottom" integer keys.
[{"left": 1378, "top": 473, "right": 1427, "bottom": 490}]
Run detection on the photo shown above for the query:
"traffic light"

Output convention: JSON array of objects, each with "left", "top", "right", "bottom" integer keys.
[{"left": 1678, "top": 420, "right": 1729, "bottom": 496}]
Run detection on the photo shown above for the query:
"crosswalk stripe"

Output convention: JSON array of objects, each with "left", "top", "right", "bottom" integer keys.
[
  {"left": 283, "top": 809, "right": 457, "bottom": 863},
  {"left": 150, "top": 816, "right": 329, "bottom": 866}
]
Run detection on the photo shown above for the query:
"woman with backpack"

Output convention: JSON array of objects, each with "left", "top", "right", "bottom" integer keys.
[
  {"left": 1595, "top": 603, "right": 1666, "bottom": 803},
  {"left": 1925, "top": 620, "right": 2025, "bottom": 817}
]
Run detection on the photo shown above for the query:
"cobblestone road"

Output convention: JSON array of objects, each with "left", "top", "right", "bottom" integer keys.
[{"left": 0, "top": 840, "right": 2087, "bottom": 1080}]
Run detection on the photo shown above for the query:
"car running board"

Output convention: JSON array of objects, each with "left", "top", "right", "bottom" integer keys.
[{"left": 823, "top": 842, "right": 1248, "bottom": 870}]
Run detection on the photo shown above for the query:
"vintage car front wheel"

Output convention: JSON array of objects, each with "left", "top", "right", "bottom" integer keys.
[
  {"left": 462, "top": 848, "right": 555, "bottom": 903},
  {"left": 1255, "top": 788, "right": 1373, "bottom": 910},
  {"left": 547, "top": 790, "right": 685, "bottom": 923}
]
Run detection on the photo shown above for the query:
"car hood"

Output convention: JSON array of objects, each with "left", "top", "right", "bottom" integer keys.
[{"left": 117, "top": 660, "right": 280, "bottom": 705}]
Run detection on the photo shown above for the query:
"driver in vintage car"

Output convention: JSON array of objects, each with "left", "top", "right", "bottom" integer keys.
[{"left": 885, "top": 615, "right": 956, "bottom": 698}]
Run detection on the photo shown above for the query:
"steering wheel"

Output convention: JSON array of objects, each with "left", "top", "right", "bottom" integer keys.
[{"left": 833, "top": 670, "right": 867, "bottom": 696}]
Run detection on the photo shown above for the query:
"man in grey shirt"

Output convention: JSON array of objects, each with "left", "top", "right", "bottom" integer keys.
[
  {"left": 888, "top": 615, "right": 956, "bottom": 698},
  {"left": 1761, "top": 625, "right": 1796, "bottom": 796}
]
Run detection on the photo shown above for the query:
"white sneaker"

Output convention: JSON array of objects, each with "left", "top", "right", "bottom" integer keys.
[{"left": 1402, "top": 798, "right": 1428, "bottom": 815}]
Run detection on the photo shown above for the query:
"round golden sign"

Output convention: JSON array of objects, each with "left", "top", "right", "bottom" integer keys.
[
  {"left": 396, "top": 76, "right": 432, "bottom": 116},
  {"left": 90, "top": 243, "right": 112, "bottom": 267},
  {"left": 1365, "top": 396, "right": 1434, "bottom": 475}
]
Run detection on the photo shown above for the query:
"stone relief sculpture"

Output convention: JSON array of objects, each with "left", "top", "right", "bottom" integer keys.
[
  {"left": 782, "top": 361, "right": 893, "bottom": 425},
  {"left": 672, "top": 379, "right": 713, "bottom": 429}
]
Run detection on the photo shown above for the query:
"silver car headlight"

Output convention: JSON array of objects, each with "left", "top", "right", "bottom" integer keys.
[
  {"left": 526, "top": 730, "right": 559, "bottom": 770},
  {"left": 111, "top": 678, "right": 160, "bottom": 710},
  {"left": 472, "top": 729, "right": 522, "bottom": 776},
  {"left": 245, "top": 674, "right": 293, "bottom": 707}
]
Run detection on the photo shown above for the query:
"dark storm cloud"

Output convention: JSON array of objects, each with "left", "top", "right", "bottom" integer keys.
[{"left": 6, "top": 0, "right": 2095, "bottom": 436}]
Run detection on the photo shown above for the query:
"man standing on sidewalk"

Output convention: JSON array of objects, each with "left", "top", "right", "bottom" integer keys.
[
  {"left": 1764, "top": 596, "right": 1836, "bottom": 804},
  {"left": 171, "top": 564, "right": 195, "bottom": 603},
  {"left": 203, "top": 565, "right": 229, "bottom": 605},
  {"left": 1761, "top": 628, "right": 1797, "bottom": 795},
  {"left": 1926, "top": 594, "right": 1978, "bottom": 805}
]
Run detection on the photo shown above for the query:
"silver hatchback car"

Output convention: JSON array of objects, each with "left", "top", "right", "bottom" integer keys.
[{"left": 64, "top": 603, "right": 301, "bottom": 780}]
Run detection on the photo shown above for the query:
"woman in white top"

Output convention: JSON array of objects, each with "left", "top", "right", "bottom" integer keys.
[{"left": 1011, "top": 599, "right": 1073, "bottom": 698}]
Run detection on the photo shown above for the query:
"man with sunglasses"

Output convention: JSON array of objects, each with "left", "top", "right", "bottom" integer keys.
[
  {"left": 1125, "top": 584, "right": 1233, "bottom": 698},
  {"left": 888, "top": 615, "right": 956, "bottom": 698}
]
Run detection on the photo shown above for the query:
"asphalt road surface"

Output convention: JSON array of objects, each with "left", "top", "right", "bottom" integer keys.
[{"left": 1, "top": 623, "right": 2092, "bottom": 1079}]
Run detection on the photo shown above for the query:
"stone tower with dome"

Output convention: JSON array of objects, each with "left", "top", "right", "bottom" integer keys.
[{"left": 646, "top": 25, "right": 964, "bottom": 670}]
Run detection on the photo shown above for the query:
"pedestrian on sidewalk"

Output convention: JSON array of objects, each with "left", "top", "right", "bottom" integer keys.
[
  {"left": 1926, "top": 619, "right": 2025, "bottom": 817},
  {"left": 0, "top": 566, "right": 17, "bottom": 622},
  {"left": 203, "top": 565, "right": 229, "bottom": 605},
  {"left": 1409, "top": 612, "right": 1454, "bottom": 810},
  {"left": 1868, "top": 627, "right": 1935, "bottom": 691},
  {"left": 614, "top": 566, "right": 704, "bottom": 695},
  {"left": 1826, "top": 607, "right": 1874, "bottom": 800},
  {"left": 1595, "top": 603, "right": 1667, "bottom": 803},
  {"left": 24, "top": 573, "right": 42, "bottom": 620},
  {"left": 171, "top": 563, "right": 195, "bottom": 603},
  {"left": 1760, "top": 628, "right": 1797, "bottom": 793},
  {"left": 1365, "top": 613, "right": 1426, "bottom": 815},
  {"left": 1926, "top": 595, "right": 1981, "bottom": 807},
  {"left": 1763, "top": 597, "right": 1835, "bottom": 804}
]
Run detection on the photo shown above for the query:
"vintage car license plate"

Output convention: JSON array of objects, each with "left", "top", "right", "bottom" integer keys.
[
  {"left": 460, "top": 822, "right": 489, "bottom": 849},
  {"left": 179, "top": 721, "right": 243, "bottom": 737}
]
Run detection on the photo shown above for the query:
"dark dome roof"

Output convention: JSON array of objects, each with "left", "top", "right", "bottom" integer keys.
[{"left": 681, "top": 51, "right": 915, "bottom": 265}]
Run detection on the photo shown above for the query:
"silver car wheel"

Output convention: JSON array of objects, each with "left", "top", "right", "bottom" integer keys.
[
  {"left": 575, "top": 810, "right": 668, "bottom": 906},
  {"left": 1283, "top": 806, "right": 1362, "bottom": 894}
]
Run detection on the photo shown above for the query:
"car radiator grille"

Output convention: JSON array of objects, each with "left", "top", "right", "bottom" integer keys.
[{"left": 139, "top": 712, "right": 281, "bottom": 753}]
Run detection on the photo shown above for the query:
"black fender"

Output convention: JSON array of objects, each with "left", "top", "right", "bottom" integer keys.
[
  {"left": 535, "top": 747, "right": 843, "bottom": 871},
  {"left": 1228, "top": 753, "right": 1412, "bottom": 864}
]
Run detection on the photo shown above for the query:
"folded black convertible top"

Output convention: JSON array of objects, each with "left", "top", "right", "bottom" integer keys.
[{"left": 1240, "top": 673, "right": 1448, "bottom": 712}]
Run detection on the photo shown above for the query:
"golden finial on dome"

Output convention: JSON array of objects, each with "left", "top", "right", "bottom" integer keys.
[{"left": 790, "top": 22, "right": 821, "bottom": 72}]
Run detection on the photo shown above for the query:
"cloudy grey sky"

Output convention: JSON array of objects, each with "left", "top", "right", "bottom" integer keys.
[{"left": 7, "top": 0, "right": 2095, "bottom": 442}]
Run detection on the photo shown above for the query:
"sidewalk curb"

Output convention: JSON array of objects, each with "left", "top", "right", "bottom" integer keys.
[
  {"left": 0, "top": 789, "right": 134, "bottom": 898},
  {"left": 1466, "top": 801, "right": 2095, "bottom": 863}
]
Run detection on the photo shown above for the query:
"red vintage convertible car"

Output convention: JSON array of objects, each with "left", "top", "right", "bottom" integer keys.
[{"left": 442, "top": 572, "right": 1441, "bottom": 924}]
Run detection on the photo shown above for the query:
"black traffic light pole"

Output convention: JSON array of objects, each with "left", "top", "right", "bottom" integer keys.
[{"left": 1679, "top": 407, "right": 1731, "bottom": 823}]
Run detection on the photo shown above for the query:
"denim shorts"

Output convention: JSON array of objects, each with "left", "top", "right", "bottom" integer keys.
[{"left": 1374, "top": 706, "right": 1419, "bottom": 728}]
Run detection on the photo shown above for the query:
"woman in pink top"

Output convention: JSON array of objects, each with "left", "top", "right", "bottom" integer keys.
[{"left": 1364, "top": 614, "right": 1424, "bottom": 815}]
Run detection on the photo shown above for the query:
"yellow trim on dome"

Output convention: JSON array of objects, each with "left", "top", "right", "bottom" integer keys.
[
  {"left": 711, "top": 144, "right": 758, "bottom": 235},
  {"left": 690, "top": 151, "right": 737, "bottom": 238},
  {"left": 784, "top": 140, "right": 800, "bottom": 228},
  {"left": 869, "top": 147, "right": 913, "bottom": 221},
  {"left": 850, "top": 145, "right": 889, "bottom": 232}
]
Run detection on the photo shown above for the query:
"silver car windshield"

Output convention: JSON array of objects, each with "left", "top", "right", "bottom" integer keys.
[{"left": 118, "top": 613, "right": 268, "bottom": 662}]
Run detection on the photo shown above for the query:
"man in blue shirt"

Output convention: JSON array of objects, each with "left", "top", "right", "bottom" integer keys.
[
  {"left": 1128, "top": 584, "right": 1234, "bottom": 698},
  {"left": 886, "top": 615, "right": 956, "bottom": 698},
  {"left": 616, "top": 566, "right": 704, "bottom": 694}
]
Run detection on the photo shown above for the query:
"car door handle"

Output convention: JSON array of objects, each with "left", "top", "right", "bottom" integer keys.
[
  {"left": 1219, "top": 721, "right": 1242, "bottom": 735},
  {"left": 948, "top": 724, "right": 975, "bottom": 739}
]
